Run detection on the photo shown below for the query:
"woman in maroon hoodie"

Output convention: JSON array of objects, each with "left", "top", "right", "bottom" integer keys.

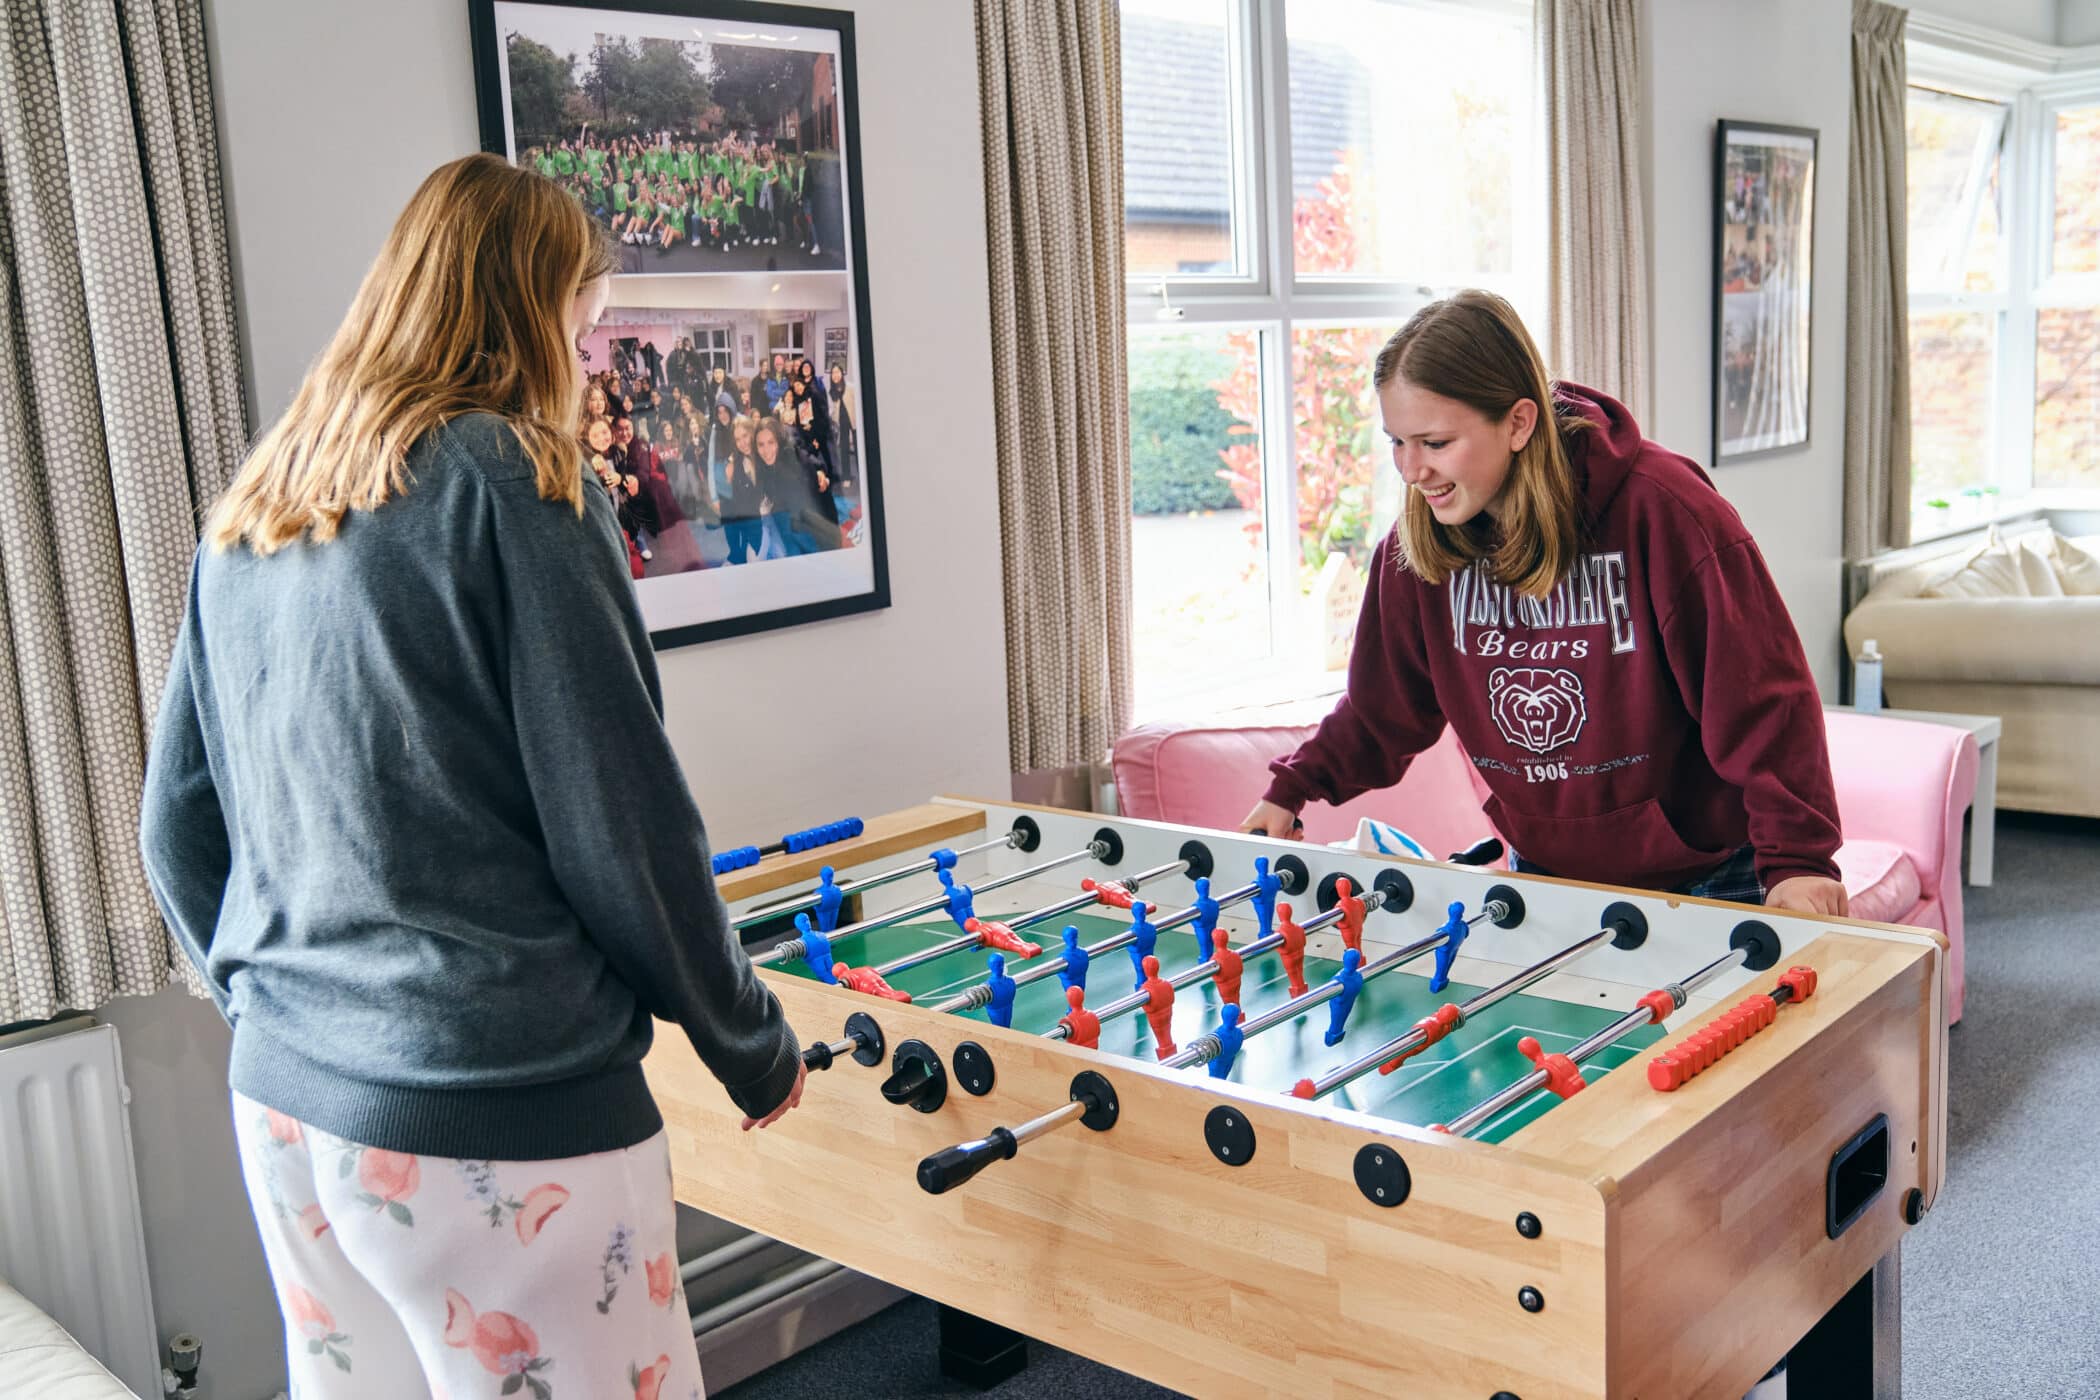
[{"left": 1243, "top": 290, "right": 1847, "bottom": 917}]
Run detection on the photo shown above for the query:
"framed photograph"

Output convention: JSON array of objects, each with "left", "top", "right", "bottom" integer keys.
[
  {"left": 470, "top": 0, "right": 887, "bottom": 648},
  {"left": 1711, "top": 120, "right": 1818, "bottom": 465}
]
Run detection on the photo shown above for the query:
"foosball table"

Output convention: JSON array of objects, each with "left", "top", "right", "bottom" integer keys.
[{"left": 646, "top": 799, "right": 1948, "bottom": 1399}]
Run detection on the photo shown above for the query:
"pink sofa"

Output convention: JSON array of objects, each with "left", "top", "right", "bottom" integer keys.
[{"left": 1112, "top": 710, "right": 1979, "bottom": 1022}]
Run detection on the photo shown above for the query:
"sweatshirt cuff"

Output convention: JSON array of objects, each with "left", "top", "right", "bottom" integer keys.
[
  {"left": 1757, "top": 858, "right": 1843, "bottom": 894},
  {"left": 718, "top": 1028, "right": 803, "bottom": 1120},
  {"left": 1262, "top": 765, "right": 1316, "bottom": 814}
]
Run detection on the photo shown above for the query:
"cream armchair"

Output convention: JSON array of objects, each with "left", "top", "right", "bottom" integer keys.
[{"left": 1844, "top": 527, "right": 2100, "bottom": 817}]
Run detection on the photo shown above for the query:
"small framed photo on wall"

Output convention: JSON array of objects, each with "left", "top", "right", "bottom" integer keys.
[
  {"left": 1712, "top": 120, "right": 1818, "bottom": 465},
  {"left": 469, "top": 0, "right": 887, "bottom": 649}
]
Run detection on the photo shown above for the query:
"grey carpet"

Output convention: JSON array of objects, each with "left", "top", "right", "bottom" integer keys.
[
  {"left": 1903, "top": 812, "right": 2100, "bottom": 1399},
  {"left": 719, "top": 814, "right": 2100, "bottom": 1399}
]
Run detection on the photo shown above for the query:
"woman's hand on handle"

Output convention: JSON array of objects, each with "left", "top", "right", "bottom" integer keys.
[
  {"left": 741, "top": 1057, "right": 808, "bottom": 1132},
  {"left": 1765, "top": 876, "right": 1849, "bottom": 919},
  {"left": 1241, "top": 800, "right": 1305, "bottom": 841}
]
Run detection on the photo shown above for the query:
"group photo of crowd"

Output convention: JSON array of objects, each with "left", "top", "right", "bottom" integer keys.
[
  {"left": 529, "top": 131, "right": 843, "bottom": 273},
  {"left": 498, "top": 13, "right": 848, "bottom": 275},
  {"left": 581, "top": 335, "right": 862, "bottom": 581}
]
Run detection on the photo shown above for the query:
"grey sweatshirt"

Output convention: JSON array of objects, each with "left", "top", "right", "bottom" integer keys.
[{"left": 139, "top": 412, "right": 798, "bottom": 1160}]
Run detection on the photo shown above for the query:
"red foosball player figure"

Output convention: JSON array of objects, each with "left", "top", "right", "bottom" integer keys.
[
  {"left": 964, "top": 916, "right": 1043, "bottom": 958},
  {"left": 1335, "top": 877, "right": 1367, "bottom": 960},
  {"left": 1136, "top": 954, "right": 1177, "bottom": 1060},
  {"left": 1210, "top": 927, "right": 1244, "bottom": 1006},
  {"left": 1082, "top": 877, "right": 1136, "bottom": 909},
  {"left": 833, "top": 962, "right": 912, "bottom": 1002},
  {"left": 1276, "top": 902, "right": 1309, "bottom": 997},
  {"left": 1059, "top": 985, "right": 1101, "bottom": 1049}
]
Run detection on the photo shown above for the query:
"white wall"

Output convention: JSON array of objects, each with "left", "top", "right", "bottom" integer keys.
[
  {"left": 1642, "top": 0, "right": 1854, "bottom": 693},
  {"left": 143, "top": 2, "right": 1005, "bottom": 1394},
  {"left": 1910, "top": 0, "right": 2063, "bottom": 44},
  {"left": 2061, "top": 0, "right": 2100, "bottom": 46}
]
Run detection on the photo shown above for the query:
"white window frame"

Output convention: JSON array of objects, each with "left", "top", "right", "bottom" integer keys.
[
  {"left": 767, "top": 318, "right": 808, "bottom": 361},
  {"left": 1906, "top": 29, "right": 2100, "bottom": 518},
  {"left": 1127, "top": 0, "right": 1542, "bottom": 711}
]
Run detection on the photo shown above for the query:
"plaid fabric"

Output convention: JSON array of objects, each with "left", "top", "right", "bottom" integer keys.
[{"left": 1510, "top": 843, "right": 1766, "bottom": 906}]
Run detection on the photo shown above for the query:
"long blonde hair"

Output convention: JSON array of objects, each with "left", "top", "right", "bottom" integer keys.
[
  {"left": 1375, "top": 290, "right": 1590, "bottom": 599},
  {"left": 207, "top": 153, "right": 618, "bottom": 554}
]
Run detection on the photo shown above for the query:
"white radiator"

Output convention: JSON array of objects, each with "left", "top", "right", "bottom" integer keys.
[{"left": 0, "top": 1018, "right": 159, "bottom": 1396}]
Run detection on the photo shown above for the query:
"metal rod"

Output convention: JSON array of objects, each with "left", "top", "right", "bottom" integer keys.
[
  {"left": 1439, "top": 947, "right": 1749, "bottom": 1137},
  {"left": 1303, "top": 929, "right": 1616, "bottom": 1098},
  {"left": 679, "top": 1230, "right": 780, "bottom": 1285},
  {"left": 754, "top": 840, "right": 1108, "bottom": 967},
  {"left": 1045, "top": 929, "right": 1288, "bottom": 1039},
  {"left": 689, "top": 1258, "right": 842, "bottom": 1337},
  {"left": 1008, "top": 1098, "right": 1088, "bottom": 1146},
  {"left": 923, "top": 859, "right": 1223, "bottom": 1015},
  {"left": 732, "top": 832, "right": 1019, "bottom": 930},
  {"left": 1161, "top": 890, "right": 1411, "bottom": 1068},
  {"left": 873, "top": 857, "right": 1191, "bottom": 979}
]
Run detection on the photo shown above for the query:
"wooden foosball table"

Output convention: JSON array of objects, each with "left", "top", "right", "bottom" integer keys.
[{"left": 648, "top": 799, "right": 1947, "bottom": 1399}]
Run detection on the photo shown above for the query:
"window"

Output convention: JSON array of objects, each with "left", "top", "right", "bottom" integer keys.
[
  {"left": 1121, "top": 0, "right": 1542, "bottom": 714},
  {"left": 693, "top": 324, "right": 734, "bottom": 379},
  {"left": 767, "top": 319, "right": 807, "bottom": 360},
  {"left": 1904, "top": 87, "right": 2007, "bottom": 509},
  {"left": 1903, "top": 59, "right": 2100, "bottom": 527},
  {"left": 2037, "top": 105, "right": 2100, "bottom": 488}
]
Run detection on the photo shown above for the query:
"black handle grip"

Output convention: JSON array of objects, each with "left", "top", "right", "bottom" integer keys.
[
  {"left": 917, "top": 1127, "right": 1019, "bottom": 1194},
  {"left": 803, "top": 1042, "right": 836, "bottom": 1071},
  {"left": 1448, "top": 837, "right": 1506, "bottom": 867}
]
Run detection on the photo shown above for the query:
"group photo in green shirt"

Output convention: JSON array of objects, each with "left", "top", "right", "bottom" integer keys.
[{"left": 499, "top": 18, "right": 850, "bottom": 276}]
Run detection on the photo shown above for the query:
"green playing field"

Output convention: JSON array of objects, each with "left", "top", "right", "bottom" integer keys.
[{"left": 773, "top": 908, "right": 1663, "bottom": 1145}]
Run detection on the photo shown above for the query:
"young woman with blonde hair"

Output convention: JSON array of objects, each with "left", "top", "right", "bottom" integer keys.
[
  {"left": 1243, "top": 290, "right": 1848, "bottom": 918},
  {"left": 141, "top": 152, "right": 801, "bottom": 1399}
]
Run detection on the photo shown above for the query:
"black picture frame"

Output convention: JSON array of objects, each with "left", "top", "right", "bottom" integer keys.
[
  {"left": 1711, "top": 119, "right": 1819, "bottom": 466},
  {"left": 469, "top": 0, "right": 889, "bottom": 649}
]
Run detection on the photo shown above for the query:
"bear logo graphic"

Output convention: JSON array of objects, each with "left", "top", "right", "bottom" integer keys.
[{"left": 1487, "top": 667, "right": 1587, "bottom": 755}]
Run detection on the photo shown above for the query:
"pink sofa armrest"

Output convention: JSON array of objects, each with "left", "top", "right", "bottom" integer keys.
[
  {"left": 1821, "top": 710, "right": 1977, "bottom": 1021},
  {"left": 1822, "top": 712, "right": 1977, "bottom": 902}
]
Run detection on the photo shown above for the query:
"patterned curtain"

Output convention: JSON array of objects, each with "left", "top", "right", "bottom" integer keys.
[
  {"left": 1538, "top": 0, "right": 1651, "bottom": 424},
  {"left": 1845, "top": 0, "right": 1912, "bottom": 559},
  {"left": 0, "top": 0, "right": 247, "bottom": 1021},
  {"left": 976, "top": 0, "right": 1134, "bottom": 774}
]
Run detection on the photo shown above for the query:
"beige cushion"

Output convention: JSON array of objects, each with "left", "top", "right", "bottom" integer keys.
[
  {"left": 0, "top": 1279, "right": 136, "bottom": 1400},
  {"left": 2046, "top": 533, "right": 2100, "bottom": 595},
  {"left": 2018, "top": 539, "right": 2067, "bottom": 597},
  {"left": 1918, "top": 535, "right": 2030, "bottom": 598}
]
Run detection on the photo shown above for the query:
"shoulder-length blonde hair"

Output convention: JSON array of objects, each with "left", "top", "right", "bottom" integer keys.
[
  {"left": 207, "top": 153, "right": 618, "bottom": 554},
  {"left": 1375, "top": 289, "right": 1590, "bottom": 599}
]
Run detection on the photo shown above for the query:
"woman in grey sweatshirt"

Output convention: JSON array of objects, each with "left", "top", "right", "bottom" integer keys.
[{"left": 139, "top": 152, "right": 797, "bottom": 1399}]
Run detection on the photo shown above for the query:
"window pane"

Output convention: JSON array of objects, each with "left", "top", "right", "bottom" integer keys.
[
  {"left": 2036, "top": 307, "right": 2100, "bottom": 488},
  {"left": 1122, "top": 0, "right": 1241, "bottom": 278},
  {"left": 1291, "top": 324, "right": 1401, "bottom": 671},
  {"left": 1287, "top": 0, "right": 1532, "bottom": 282},
  {"left": 1129, "top": 327, "right": 1269, "bottom": 703},
  {"left": 2054, "top": 105, "right": 2100, "bottom": 277},
  {"left": 1907, "top": 310, "right": 1996, "bottom": 504},
  {"left": 1905, "top": 87, "right": 2006, "bottom": 295}
]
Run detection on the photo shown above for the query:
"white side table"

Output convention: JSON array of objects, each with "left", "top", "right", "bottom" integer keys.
[{"left": 1825, "top": 704, "right": 2002, "bottom": 886}]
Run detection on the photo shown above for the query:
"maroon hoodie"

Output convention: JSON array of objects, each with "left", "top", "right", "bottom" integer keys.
[{"left": 1264, "top": 383, "right": 1841, "bottom": 893}]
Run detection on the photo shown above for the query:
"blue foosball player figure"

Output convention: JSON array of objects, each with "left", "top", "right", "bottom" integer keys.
[
  {"left": 1324, "top": 947, "right": 1365, "bottom": 1046},
  {"left": 1125, "top": 900, "right": 1159, "bottom": 990},
  {"left": 1058, "top": 925, "right": 1091, "bottom": 993},
  {"left": 1207, "top": 1003, "right": 1246, "bottom": 1080},
  {"left": 985, "top": 953, "right": 1018, "bottom": 1029}
]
